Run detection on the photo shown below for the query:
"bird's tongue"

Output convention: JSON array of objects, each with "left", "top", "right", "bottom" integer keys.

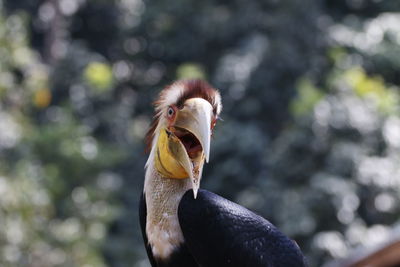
[{"left": 173, "top": 128, "right": 202, "bottom": 159}]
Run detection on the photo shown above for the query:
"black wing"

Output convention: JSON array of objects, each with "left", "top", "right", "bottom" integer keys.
[
  {"left": 178, "top": 189, "right": 308, "bottom": 267},
  {"left": 139, "top": 192, "right": 199, "bottom": 267}
]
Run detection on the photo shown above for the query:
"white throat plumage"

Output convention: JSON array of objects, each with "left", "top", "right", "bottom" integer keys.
[{"left": 144, "top": 142, "right": 191, "bottom": 259}]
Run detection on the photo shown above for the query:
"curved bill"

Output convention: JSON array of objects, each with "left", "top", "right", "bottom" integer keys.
[{"left": 168, "top": 98, "right": 213, "bottom": 198}]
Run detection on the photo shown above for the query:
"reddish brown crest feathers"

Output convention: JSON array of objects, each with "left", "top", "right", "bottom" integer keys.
[{"left": 145, "top": 80, "right": 219, "bottom": 152}]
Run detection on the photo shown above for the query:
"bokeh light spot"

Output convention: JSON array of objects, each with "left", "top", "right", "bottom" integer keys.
[
  {"left": 33, "top": 88, "right": 52, "bottom": 108},
  {"left": 84, "top": 62, "right": 113, "bottom": 92}
]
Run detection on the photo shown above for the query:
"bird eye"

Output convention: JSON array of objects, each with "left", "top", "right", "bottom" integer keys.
[{"left": 167, "top": 106, "right": 175, "bottom": 117}]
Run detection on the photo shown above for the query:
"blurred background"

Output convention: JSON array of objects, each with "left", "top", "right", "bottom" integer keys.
[{"left": 1, "top": 0, "right": 400, "bottom": 266}]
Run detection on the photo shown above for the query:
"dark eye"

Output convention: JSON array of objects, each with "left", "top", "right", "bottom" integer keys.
[{"left": 167, "top": 106, "right": 175, "bottom": 117}]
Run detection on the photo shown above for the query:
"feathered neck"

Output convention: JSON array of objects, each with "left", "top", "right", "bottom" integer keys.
[{"left": 144, "top": 145, "right": 191, "bottom": 259}]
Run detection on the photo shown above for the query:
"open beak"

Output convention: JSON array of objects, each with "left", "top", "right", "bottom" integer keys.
[{"left": 154, "top": 98, "right": 213, "bottom": 198}]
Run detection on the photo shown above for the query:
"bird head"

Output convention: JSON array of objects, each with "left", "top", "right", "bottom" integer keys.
[{"left": 145, "top": 80, "right": 222, "bottom": 198}]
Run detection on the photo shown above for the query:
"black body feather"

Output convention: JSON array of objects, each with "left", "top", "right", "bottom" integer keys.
[
  {"left": 140, "top": 190, "right": 308, "bottom": 267},
  {"left": 178, "top": 189, "right": 307, "bottom": 267}
]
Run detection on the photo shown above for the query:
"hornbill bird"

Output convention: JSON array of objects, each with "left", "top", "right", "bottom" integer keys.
[{"left": 140, "top": 80, "right": 307, "bottom": 267}]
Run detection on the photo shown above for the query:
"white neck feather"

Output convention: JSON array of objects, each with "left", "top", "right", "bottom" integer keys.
[{"left": 144, "top": 133, "right": 192, "bottom": 259}]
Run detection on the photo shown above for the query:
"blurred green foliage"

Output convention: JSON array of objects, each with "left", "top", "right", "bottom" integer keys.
[
  {"left": 0, "top": 0, "right": 400, "bottom": 266},
  {"left": 290, "top": 78, "right": 324, "bottom": 116},
  {"left": 84, "top": 62, "right": 113, "bottom": 92},
  {"left": 176, "top": 63, "right": 206, "bottom": 80},
  {"left": 345, "top": 67, "right": 399, "bottom": 114}
]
